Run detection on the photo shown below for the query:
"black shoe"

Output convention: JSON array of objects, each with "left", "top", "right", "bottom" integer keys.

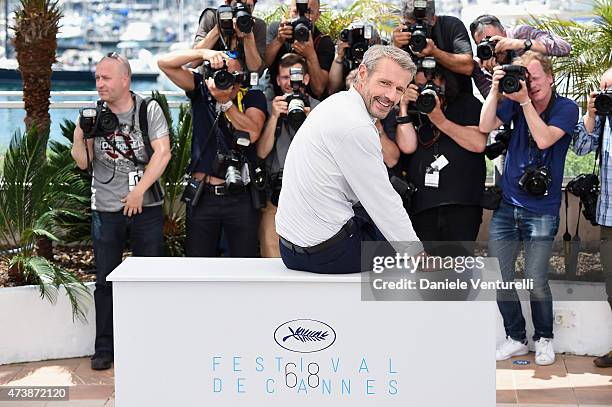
[
  {"left": 594, "top": 351, "right": 612, "bottom": 368},
  {"left": 91, "top": 352, "right": 113, "bottom": 370}
]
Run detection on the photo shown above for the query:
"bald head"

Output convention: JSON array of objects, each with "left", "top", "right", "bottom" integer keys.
[{"left": 99, "top": 53, "right": 132, "bottom": 78}]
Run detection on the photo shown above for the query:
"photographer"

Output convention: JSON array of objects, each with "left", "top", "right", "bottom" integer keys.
[
  {"left": 257, "top": 53, "right": 320, "bottom": 257},
  {"left": 395, "top": 61, "right": 486, "bottom": 243},
  {"left": 327, "top": 22, "right": 380, "bottom": 95},
  {"left": 264, "top": 0, "right": 335, "bottom": 99},
  {"left": 480, "top": 51, "right": 579, "bottom": 365},
  {"left": 194, "top": 0, "right": 265, "bottom": 74},
  {"left": 71, "top": 53, "right": 171, "bottom": 371},
  {"left": 571, "top": 67, "right": 612, "bottom": 368},
  {"left": 470, "top": 14, "right": 571, "bottom": 98},
  {"left": 392, "top": 0, "right": 474, "bottom": 94},
  {"left": 158, "top": 48, "right": 267, "bottom": 257}
]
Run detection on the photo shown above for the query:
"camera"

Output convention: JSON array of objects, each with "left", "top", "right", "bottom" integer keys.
[
  {"left": 594, "top": 89, "right": 611, "bottom": 116},
  {"left": 212, "top": 150, "right": 245, "bottom": 193},
  {"left": 499, "top": 64, "right": 527, "bottom": 94},
  {"left": 476, "top": 37, "right": 496, "bottom": 61},
  {"left": 283, "top": 67, "right": 310, "bottom": 130},
  {"left": 79, "top": 101, "right": 119, "bottom": 139},
  {"left": 390, "top": 175, "right": 417, "bottom": 209},
  {"left": 339, "top": 22, "right": 373, "bottom": 70},
  {"left": 181, "top": 176, "right": 205, "bottom": 207},
  {"left": 217, "top": 2, "right": 253, "bottom": 39},
  {"left": 204, "top": 59, "right": 258, "bottom": 90},
  {"left": 289, "top": 0, "right": 312, "bottom": 43},
  {"left": 518, "top": 165, "right": 552, "bottom": 196},
  {"left": 401, "top": 0, "right": 429, "bottom": 53},
  {"left": 484, "top": 127, "right": 512, "bottom": 160},
  {"left": 270, "top": 171, "right": 283, "bottom": 206},
  {"left": 567, "top": 173, "right": 600, "bottom": 226},
  {"left": 414, "top": 57, "right": 442, "bottom": 114}
]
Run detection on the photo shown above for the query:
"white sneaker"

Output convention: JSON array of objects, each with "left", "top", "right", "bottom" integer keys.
[
  {"left": 535, "top": 337, "right": 555, "bottom": 365},
  {"left": 496, "top": 336, "right": 528, "bottom": 361}
]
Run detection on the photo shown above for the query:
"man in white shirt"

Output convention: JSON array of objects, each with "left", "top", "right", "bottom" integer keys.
[{"left": 275, "top": 45, "right": 422, "bottom": 273}]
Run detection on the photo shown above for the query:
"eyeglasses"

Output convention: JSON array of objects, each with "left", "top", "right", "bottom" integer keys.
[{"left": 106, "top": 52, "right": 120, "bottom": 59}]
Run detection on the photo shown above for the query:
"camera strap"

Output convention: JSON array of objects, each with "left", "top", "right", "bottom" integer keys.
[
  {"left": 526, "top": 92, "right": 557, "bottom": 165},
  {"left": 592, "top": 117, "right": 606, "bottom": 175}
]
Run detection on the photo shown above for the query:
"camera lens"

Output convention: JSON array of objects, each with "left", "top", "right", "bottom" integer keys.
[
  {"left": 99, "top": 112, "right": 119, "bottom": 134},
  {"left": 477, "top": 42, "right": 494, "bottom": 60},
  {"left": 288, "top": 97, "right": 306, "bottom": 129},
  {"left": 294, "top": 23, "right": 310, "bottom": 42},
  {"left": 214, "top": 70, "right": 235, "bottom": 90},
  {"left": 500, "top": 75, "right": 520, "bottom": 94},
  {"left": 225, "top": 165, "right": 244, "bottom": 193},
  {"left": 416, "top": 88, "right": 437, "bottom": 114},
  {"left": 410, "top": 31, "right": 427, "bottom": 53},
  {"left": 236, "top": 13, "right": 253, "bottom": 33}
]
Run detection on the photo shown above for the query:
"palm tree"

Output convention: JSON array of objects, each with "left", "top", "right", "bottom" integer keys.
[
  {"left": 523, "top": 0, "right": 612, "bottom": 108},
  {"left": 0, "top": 127, "right": 91, "bottom": 322},
  {"left": 12, "top": 0, "right": 62, "bottom": 137}
]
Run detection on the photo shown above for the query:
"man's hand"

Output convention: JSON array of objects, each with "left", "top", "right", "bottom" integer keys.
[
  {"left": 427, "top": 95, "right": 445, "bottom": 126},
  {"left": 490, "top": 66, "right": 506, "bottom": 93},
  {"left": 401, "top": 84, "right": 420, "bottom": 108},
  {"left": 271, "top": 95, "right": 289, "bottom": 118},
  {"left": 203, "top": 50, "right": 230, "bottom": 69},
  {"left": 479, "top": 55, "right": 498, "bottom": 73},
  {"left": 276, "top": 19, "right": 293, "bottom": 43},
  {"left": 489, "top": 35, "right": 525, "bottom": 53},
  {"left": 503, "top": 79, "right": 529, "bottom": 105},
  {"left": 586, "top": 91, "right": 598, "bottom": 119},
  {"left": 392, "top": 24, "right": 410, "bottom": 48},
  {"left": 206, "top": 78, "right": 234, "bottom": 103},
  {"left": 415, "top": 38, "right": 437, "bottom": 57},
  {"left": 292, "top": 32, "right": 316, "bottom": 60},
  {"left": 335, "top": 39, "right": 349, "bottom": 60},
  {"left": 122, "top": 189, "right": 144, "bottom": 217}
]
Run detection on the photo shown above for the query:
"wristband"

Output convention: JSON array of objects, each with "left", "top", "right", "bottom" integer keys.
[
  {"left": 396, "top": 115, "right": 413, "bottom": 124},
  {"left": 334, "top": 58, "right": 344, "bottom": 64},
  {"left": 519, "top": 99, "right": 531, "bottom": 107}
]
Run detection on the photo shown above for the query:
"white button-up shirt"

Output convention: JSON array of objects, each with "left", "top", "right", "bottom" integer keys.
[{"left": 275, "top": 87, "right": 421, "bottom": 248}]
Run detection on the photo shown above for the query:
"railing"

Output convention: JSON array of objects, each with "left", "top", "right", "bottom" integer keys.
[{"left": 0, "top": 90, "right": 189, "bottom": 109}]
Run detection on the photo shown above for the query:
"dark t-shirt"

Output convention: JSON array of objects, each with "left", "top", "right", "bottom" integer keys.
[
  {"left": 430, "top": 15, "right": 473, "bottom": 94},
  {"left": 266, "top": 21, "right": 335, "bottom": 97},
  {"left": 193, "top": 8, "right": 267, "bottom": 74},
  {"left": 186, "top": 72, "right": 268, "bottom": 175},
  {"left": 399, "top": 93, "right": 484, "bottom": 214},
  {"left": 496, "top": 96, "right": 579, "bottom": 216}
]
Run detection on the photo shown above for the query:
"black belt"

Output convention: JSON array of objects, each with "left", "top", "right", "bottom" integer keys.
[
  {"left": 279, "top": 219, "right": 355, "bottom": 255},
  {"left": 203, "top": 183, "right": 246, "bottom": 196}
]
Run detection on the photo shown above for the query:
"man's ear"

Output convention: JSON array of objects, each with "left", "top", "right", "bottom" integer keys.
[
  {"left": 358, "top": 64, "right": 368, "bottom": 84},
  {"left": 303, "top": 73, "right": 310, "bottom": 86}
]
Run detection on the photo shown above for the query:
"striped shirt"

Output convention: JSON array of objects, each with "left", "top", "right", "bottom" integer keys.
[
  {"left": 473, "top": 25, "right": 572, "bottom": 98},
  {"left": 572, "top": 116, "right": 612, "bottom": 226}
]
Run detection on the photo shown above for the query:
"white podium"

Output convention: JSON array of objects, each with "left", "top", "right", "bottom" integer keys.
[{"left": 108, "top": 257, "right": 496, "bottom": 407}]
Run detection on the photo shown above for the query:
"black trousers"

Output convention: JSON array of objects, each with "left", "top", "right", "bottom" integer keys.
[
  {"left": 186, "top": 190, "right": 259, "bottom": 257},
  {"left": 92, "top": 205, "right": 164, "bottom": 355},
  {"left": 410, "top": 204, "right": 483, "bottom": 256}
]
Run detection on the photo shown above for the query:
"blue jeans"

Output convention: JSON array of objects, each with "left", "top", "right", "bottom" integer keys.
[
  {"left": 489, "top": 200, "right": 559, "bottom": 341},
  {"left": 92, "top": 205, "right": 164, "bottom": 355},
  {"left": 280, "top": 213, "right": 386, "bottom": 274}
]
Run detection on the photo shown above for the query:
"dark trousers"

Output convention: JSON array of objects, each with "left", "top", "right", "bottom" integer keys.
[
  {"left": 92, "top": 205, "right": 164, "bottom": 355},
  {"left": 410, "top": 204, "right": 483, "bottom": 256},
  {"left": 280, "top": 214, "right": 386, "bottom": 274},
  {"left": 186, "top": 190, "right": 259, "bottom": 257},
  {"left": 601, "top": 226, "right": 612, "bottom": 311}
]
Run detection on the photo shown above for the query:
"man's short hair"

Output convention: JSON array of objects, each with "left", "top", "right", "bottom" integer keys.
[
  {"left": 279, "top": 53, "right": 308, "bottom": 76},
  {"left": 99, "top": 52, "right": 132, "bottom": 78},
  {"left": 360, "top": 45, "right": 417, "bottom": 79},
  {"left": 515, "top": 50, "right": 554, "bottom": 79},
  {"left": 401, "top": 0, "right": 435, "bottom": 23},
  {"left": 469, "top": 14, "right": 505, "bottom": 38}
]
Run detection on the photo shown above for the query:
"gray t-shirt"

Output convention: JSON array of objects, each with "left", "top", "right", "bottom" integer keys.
[{"left": 90, "top": 95, "right": 169, "bottom": 212}]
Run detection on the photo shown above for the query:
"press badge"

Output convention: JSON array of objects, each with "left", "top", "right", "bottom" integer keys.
[
  {"left": 128, "top": 170, "right": 144, "bottom": 192},
  {"left": 425, "top": 170, "right": 440, "bottom": 188}
]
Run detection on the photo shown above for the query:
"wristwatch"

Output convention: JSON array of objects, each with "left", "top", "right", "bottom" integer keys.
[
  {"left": 396, "top": 115, "right": 412, "bottom": 125},
  {"left": 219, "top": 100, "right": 233, "bottom": 112},
  {"left": 523, "top": 38, "right": 533, "bottom": 52}
]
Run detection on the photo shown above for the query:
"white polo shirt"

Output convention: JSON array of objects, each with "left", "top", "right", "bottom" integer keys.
[{"left": 275, "top": 87, "right": 421, "bottom": 249}]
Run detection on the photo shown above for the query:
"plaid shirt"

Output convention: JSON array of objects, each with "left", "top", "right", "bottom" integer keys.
[
  {"left": 473, "top": 25, "right": 572, "bottom": 98},
  {"left": 572, "top": 116, "right": 612, "bottom": 226}
]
